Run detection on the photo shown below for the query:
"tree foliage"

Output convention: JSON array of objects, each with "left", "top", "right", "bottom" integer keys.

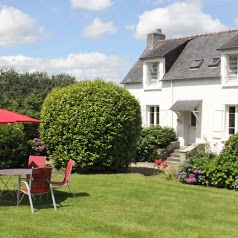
[
  {"left": 40, "top": 79, "right": 142, "bottom": 172},
  {"left": 0, "top": 68, "right": 76, "bottom": 139},
  {"left": 0, "top": 68, "right": 76, "bottom": 168},
  {"left": 0, "top": 124, "right": 29, "bottom": 169}
]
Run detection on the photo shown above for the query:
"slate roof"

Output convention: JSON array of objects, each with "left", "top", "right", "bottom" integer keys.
[
  {"left": 219, "top": 34, "right": 238, "bottom": 50},
  {"left": 140, "top": 37, "right": 193, "bottom": 59},
  {"left": 121, "top": 30, "right": 238, "bottom": 84}
]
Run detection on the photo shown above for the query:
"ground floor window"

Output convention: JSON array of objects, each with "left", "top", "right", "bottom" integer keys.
[
  {"left": 226, "top": 106, "right": 238, "bottom": 135},
  {"left": 148, "top": 106, "right": 159, "bottom": 126}
]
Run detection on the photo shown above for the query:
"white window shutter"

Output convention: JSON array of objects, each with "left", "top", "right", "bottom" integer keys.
[
  {"left": 141, "top": 104, "right": 146, "bottom": 127},
  {"left": 160, "top": 107, "right": 168, "bottom": 126},
  {"left": 213, "top": 105, "right": 224, "bottom": 139}
]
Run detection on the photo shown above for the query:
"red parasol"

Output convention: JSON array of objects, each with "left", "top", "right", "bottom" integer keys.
[{"left": 0, "top": 109, "right": 41, "bottom": 124}]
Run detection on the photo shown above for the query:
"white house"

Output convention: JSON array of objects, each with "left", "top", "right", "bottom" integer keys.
[{"left": 121, "top": 29, "right": 238, "bottom": 154}]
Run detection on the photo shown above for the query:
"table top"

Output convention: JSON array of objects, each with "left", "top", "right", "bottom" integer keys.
[{"left": 0, "top": 168, "right": 32, "bottom": 176}]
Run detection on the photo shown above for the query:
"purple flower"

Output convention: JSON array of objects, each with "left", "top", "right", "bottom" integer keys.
[
  {"left": 184, "top": 163, "right": 193, "bottom": 169},
  {"left": 186, "top": 177, "right": 197, "bottom": 184},
  {"left": 177, "top": 171, "right": 185, "bottom": 179},
  {"left": 33, "top": 138, "right": 41, "bottom": 142},
  {"left": 189, "top": 173, "right": 194, "bottom": 178},
  {"left": 39, "top": 145, "right": 46, "bottom": 152},
  {"left": 194, "top": 169, "right": 202, "bottom": 174}
]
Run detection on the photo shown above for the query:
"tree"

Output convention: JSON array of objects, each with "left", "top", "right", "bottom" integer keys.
[
  {"left": 40, "top": 79, "right": 142, "bottom": 172},
  {"left": 0, "top": 68, "right": 76, "bottom": 139},
  {"left": 0, "top": 68, "right": 76, "bottom": 168}
]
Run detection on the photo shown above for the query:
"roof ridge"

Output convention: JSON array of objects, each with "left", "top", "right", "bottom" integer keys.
[{"left": 158, "top": 29, "right": 238, "bottom": 42}]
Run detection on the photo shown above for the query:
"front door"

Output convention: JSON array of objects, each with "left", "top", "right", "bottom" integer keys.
[
  {"left": 188, "top": 112, "right": 196, "bottom": 145},
  {"left": 184, "top": 111, "right": 196, "bottom": 145}
]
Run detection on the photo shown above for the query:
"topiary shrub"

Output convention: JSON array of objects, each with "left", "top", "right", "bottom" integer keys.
[
  {"left": 136, "top": 125, "right": 177, "bottom": 162},
  {"left": 40, "top": 79, "right": 141, "bottom": 172},
  {"left": 222, "top": 133, "right": 238, "bottom": 156},
  {"left": 0, "top": 124, "right": 29, "bottom": 168}
]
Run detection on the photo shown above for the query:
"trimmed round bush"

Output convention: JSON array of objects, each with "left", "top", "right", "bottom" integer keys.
[{"left": 40, "top": 79, "right": 141, "bottom": 172}]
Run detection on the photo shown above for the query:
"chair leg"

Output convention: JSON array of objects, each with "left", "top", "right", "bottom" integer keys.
[
  {"left": 28, "top": 192, "right": 35, "bottom": 214},
  {"left": 50, "top": 185, "right": 57, "bottom": 211}
]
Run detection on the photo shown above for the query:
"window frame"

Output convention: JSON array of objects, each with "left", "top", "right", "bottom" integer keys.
[
  {"left": 147, "top": 105, "right": 160, "bottom": 126},
  {"left": 147, "top": 62, "right": 159, "bottom": 82},
  {"left": 228, "top": 55, "right": 238, "bottom": 81},
  {"left": 226, "top": 105, "right": 238, "bottom": 136},
  {"left": 190, "top": 58, "right": 204, "bottom": 69},
  {"left": 143, "top": 57, "right": 165, "bottom": 90}
]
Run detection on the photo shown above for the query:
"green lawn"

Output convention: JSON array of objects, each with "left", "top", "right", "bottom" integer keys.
[{"left": 1, "top": 171, "right": 238, "bottom": 238}]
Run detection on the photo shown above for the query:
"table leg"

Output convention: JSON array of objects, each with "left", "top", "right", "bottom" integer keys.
[
  {"left": 17, "top": 175, "right": 20, "bottom": 206},
  {"left": 0, "top": 175, "right": 15, "bottom": 198}
]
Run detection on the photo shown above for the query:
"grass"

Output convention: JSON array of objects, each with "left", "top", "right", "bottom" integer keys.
[{"left": 1, "top": 171, "right": 238, "bottom": 238}]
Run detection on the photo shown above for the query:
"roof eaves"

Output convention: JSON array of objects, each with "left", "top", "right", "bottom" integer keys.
[{"left": 162, "top": 75, "right": 220, "bottom": 81}]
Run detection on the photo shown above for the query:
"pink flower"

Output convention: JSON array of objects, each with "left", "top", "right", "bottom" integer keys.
[
  {"left": 162, "top": 163, "right": 168, "bottom": 168},
  {"left": 155, "top": 159, "right": 162, "bottom": 165}
]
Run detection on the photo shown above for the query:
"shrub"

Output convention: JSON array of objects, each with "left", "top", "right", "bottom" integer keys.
[
  {"left": 136, "top": 126, "right": 177, "bottom": 162},
  {"left": 40, "top": 79, "right": 141, "bottom": 172},
  {"left": 0, "top": 124, "right": 29, "bottom": 168},
  {"left": 178, "top": 151, "right": 238, "bottom": 189},
  {"left": 222, "top": 133, "right": 238, "bottom": 156}
]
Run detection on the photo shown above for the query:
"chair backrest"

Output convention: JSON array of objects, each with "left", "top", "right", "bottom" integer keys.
[
  {"left": 30, "top": 167, "right": 52, "bottom": 194},
  {"left": 28, "top": 156, "right": 47, "bottom": 168},
  {"left": 63, "top": 159, "right": 75, "bottom": 184}
]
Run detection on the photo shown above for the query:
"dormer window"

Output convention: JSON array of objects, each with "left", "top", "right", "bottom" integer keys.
[
  {"left": 228, "top": 55, "right": 238, "bottom": 80},
  {"left": 221, "top": 51, "right": 238, "bottom": 86},
  {"left": 143, "top": 58, "right": 165, "bottom": 90},
  {"left": 190, "top": 58, "right": 203, "bottom": 69},
  {"left": 148, "top": 62, "right": 159, "bottom": 82}
]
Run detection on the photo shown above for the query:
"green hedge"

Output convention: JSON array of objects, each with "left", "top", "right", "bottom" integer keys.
[
  {"left": 40, "top": 79, "right": 141, "bottom": 172},
  {"left": 136, "top": 125, "right": 177, "bottom": 162}
]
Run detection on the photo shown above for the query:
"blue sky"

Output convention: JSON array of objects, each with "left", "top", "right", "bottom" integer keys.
[{"left": 0, "top": 0, "right": 238, "bottom": 84}]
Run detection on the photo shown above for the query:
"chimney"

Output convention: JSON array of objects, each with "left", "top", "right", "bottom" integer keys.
[{"left": 147, "top": 29, "right": 165, "bottom": 49}]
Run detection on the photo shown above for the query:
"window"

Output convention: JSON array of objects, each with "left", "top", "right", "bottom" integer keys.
[
  {"left": 143, "top": 58, "right": 164, "bottom": 90},
  {"left": 190, "top": 58, "right": 203, "bottom": 69},
  {"left": 149, "top": 106, "right": 160, "bottom": 126},
  {"left": 191, "top": 112, "right": 196, "bottom": 127},
  {"left": 208, "top": 57, "right": 220, "bottom": 67},
  {"left": 227, "top": 106, "right": 238, "bottom": 136},
  {"left": 148, "top": 62, "right": 159, "bottom": 82},
  {"left": 228, "top": 55, "right": 238, "bottom": 80}
]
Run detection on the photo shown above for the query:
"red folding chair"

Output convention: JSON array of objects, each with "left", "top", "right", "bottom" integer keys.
[
  {"left": 28, "top": 156, "right": 47, "bottom": 168},
  {"left": 17, "top": 167, "right": 57, "bottom": 214},
  {"left": 51, "top": 159, "right": 75, "bottom": 197}
]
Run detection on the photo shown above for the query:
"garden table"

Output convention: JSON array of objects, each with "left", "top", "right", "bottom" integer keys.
[{"left": 0, "top": 168, "right": 32, "bottom": 205}]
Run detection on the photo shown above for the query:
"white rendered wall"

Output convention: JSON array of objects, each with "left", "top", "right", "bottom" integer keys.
[{"left": 125, "top": 77, "right": 238, "bottom": 154}]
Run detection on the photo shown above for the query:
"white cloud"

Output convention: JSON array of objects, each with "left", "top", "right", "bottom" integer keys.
[
  {"left": 135, "top": 1, "right": 227, "bottom": 39},
  {"left": 0, "top": 7, "right": 44, "bottom": 46},
  {"left": 82, "top": 17, "right": 116, "bottom": 39},
  {"left": 70, "top": 0, "right": 112, "bottom": 11},
  {"left": 235, "top": 17, "right": 238, "bottom": 26},
  {"left": 0, "top": 52, "right": 130, "bottom": 84}
]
